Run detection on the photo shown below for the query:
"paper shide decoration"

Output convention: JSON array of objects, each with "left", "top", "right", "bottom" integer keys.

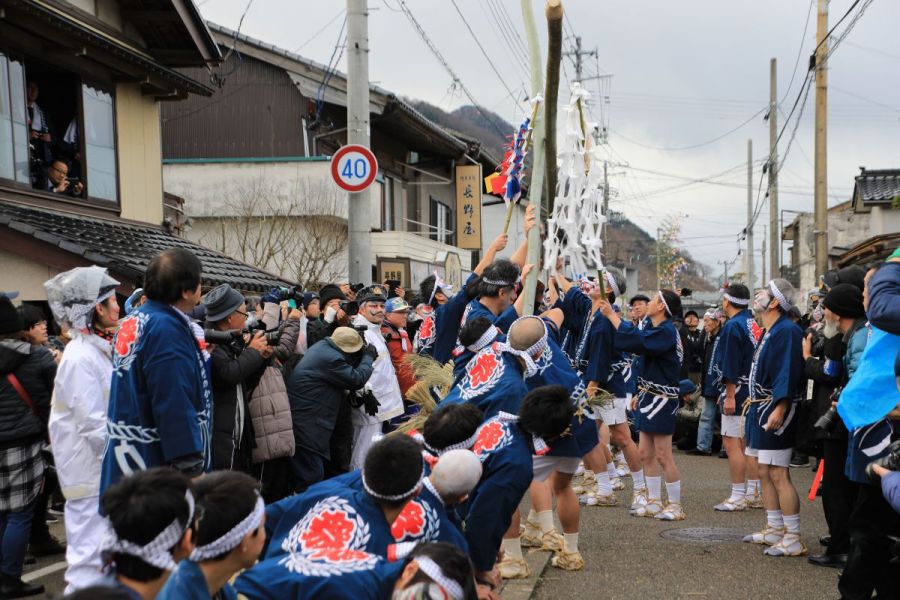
[{"left": 544, "top": 83, "right": 606, "bottom": 277}]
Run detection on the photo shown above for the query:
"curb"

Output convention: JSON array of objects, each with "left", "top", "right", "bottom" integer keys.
[{"left": 499, "top": 549, "right": 552, "bottom": 599}]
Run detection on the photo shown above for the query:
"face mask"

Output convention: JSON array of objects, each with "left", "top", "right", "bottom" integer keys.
[{"left": 245, "top": 313, "right": 258, "bottom": 329}]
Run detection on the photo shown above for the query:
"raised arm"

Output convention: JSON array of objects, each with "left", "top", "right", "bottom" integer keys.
[
  {"left": 474, "top": 233, "right": 509, "bottom": 275},
  {"left": 509, "top": 203, "right": 536, "bottom": 268}
]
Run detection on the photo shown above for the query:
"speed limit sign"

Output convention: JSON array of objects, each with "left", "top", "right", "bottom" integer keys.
[{"left": 331, "top": 144, "right": 378, "bottom": 193}]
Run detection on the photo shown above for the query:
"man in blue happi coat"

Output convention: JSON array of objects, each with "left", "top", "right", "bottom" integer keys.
[{"left": 101, "top": 248, "right": 213, "bottom": 491}]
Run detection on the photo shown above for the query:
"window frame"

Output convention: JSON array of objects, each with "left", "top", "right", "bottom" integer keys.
[
  {"left": 0, "top": 56, "right": 120, "bottom": 213},
  {"left": 429, "top": 196, "right": 452, "bottom": 245}
]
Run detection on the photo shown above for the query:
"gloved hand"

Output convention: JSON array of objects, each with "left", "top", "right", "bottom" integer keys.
[
  {"left": 364, "top": 343, "right": 379, "bottom": 360},
  {"left": 361, "top": 389, "right": 381, "bottom": 416}
]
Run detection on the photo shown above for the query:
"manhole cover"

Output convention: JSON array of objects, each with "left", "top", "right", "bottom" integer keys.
[{"left": 659, "top": 527, "right": 746, "bottom": 543}]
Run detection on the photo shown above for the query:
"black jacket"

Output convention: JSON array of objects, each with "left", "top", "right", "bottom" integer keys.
[
  {"left": 210, "top": 340, "right": 266, "bottom": 470},
  {"left": 287, "top": 338, "right": 374, "bottom": 459},
  {"left": 804, "top": 329, "right": 845, "bottom": 441},
  {"left": 306, "top": 317, "right": 339, "bottom": 350},
  {"left": 0, "top": 340, "right": 56, "bottom": 448},
  {"left": 684, "top": 328, "right": 705, "bottom": 374}
]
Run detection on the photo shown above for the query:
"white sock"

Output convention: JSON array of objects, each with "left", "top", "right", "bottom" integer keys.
[
  {"left": 595, "top": 469, "right": 613, "bottom": 495},
  {"left": 537, "top": 510, "right": 554, "bottom": 534},
  {"left": 665, "top": 480, "right": 681, "bottom": 504},
  {"left": 615, "top": 450, "right": 625, "bottom": 464},
  {"left": 646, "top": 476, "right": 662, "bottom": 501},
  {"left": 746, "top": 479, "right": 760, "bottom": 497},
  {"left": 783, "top": 513, "right": 800, "bottom": 535},
  {"left": 766, "top": 509, "right": 784, "bottom": 529},
  {"left": 606, "top": 461, "right": 617, "bottom": 478},
  {"left": 563, "top": 532, "right": 579, "bottom": 553},
  {"left": 527, "top": 508, "right": 538, "bottom": 525},
  {"left": 632, "top": 469, "right": 646, "bottom": 489},
  {"left": 501, "top": 537, "right": 523, "bottom": 560},
  {"left": 730, "top": 483, "right": 746, "bottom": 502}
]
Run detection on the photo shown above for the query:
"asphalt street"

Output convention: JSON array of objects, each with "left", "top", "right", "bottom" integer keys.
[{"left": 531, "top": 452, "right": 840, "bottom": 600}]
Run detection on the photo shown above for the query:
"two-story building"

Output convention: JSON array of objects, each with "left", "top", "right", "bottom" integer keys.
[
  {"left": 161, "top": 23, "right": 501, "bottom": 291},
  {"left": 0, "top": 0, "right": 289, "bottom": 305}
]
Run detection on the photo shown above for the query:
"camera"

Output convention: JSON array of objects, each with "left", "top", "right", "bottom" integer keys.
[
  {"left": 268, "top": 285, "right": 304, "bottom": 305},
  {"left": 340, "top": 299, "right": 359, "bottom": 317},
  {"left": 246, "top": 320, "right": 281, "bottom": 346},
  {"left": 204, "top": 328, "right": 243, "bottom": 347},
  {"left": 814, "top": 405, "right": 839, "bottom": 434}
]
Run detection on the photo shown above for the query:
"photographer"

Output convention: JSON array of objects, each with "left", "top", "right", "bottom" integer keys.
[
  {"left": 350, "top": 285, "right": 405, "bottom": 469},
  {"left": 803, "top": 284, "right": 866, "bottom": 568},
  {"left": 202, "top": 284, "right": 273, "bottom": 472},
  {"left": 286, "top": 327, "right": 376, "bottom": 492},
  {"left": 306, "top": 284, "right": 354, "bottom": 348}
]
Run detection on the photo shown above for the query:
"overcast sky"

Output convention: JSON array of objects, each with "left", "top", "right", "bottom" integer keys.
[{"left": 197, "top": 0, "right": 900, "bottom": 282}]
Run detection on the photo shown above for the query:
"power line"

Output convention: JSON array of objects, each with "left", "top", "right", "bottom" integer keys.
[
  {"left": 474, "top": 0, "right": 531, "bottom": 82},
  {"left": 449, "top": 0, "right": 519, "bottom": 103},
  {"left": 611, "top": 107, "right": 767, "bottom": 151},
  {"left": 395, "top": 0, "right": 509, "bottom": 138},
  {"left": 294, "top": 7, "right": 346, "bottom": 52}
]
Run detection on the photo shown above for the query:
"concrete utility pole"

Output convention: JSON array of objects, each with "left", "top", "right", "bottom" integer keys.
[
  {"left": 346, "top": 0, "right": 372, "bottom": 284},
  {"left": 761, "top": 225, "right": 767, "bottom": 285},
  {"left": 656, "top": 226, "right": 663, "bottom": 289},
  {"left": 768, "top": 58, "right": 779, "bottom": 283},
  {"left": 814, "top": 0, "right": 829, "bottom": 280},
  {"left": 746, "top": 139, "right": 754, "bottom": 289},
  {"left": 603, "top": 161, "right": 609, "bottom": 247},
  {"left": 562, "top": 35, "right": 596, "bottom": 82}
]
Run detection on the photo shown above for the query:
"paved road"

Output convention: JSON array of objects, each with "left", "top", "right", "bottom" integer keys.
[{"left": 532, "top": 452, "right": 839, "bottom": 600}]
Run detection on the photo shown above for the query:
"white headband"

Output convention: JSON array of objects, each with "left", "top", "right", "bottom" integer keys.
[
  {"left": 658, "top": 291, "right": 672, "bottom": 317},
  {"left": 101, "top": 490, "right": 195, "bottom": 572},
  {"left": 603, "top": 271, "right": 621, "bottom": 299},
  {"left": 502, "top": 317, "right": 549, "bottom": 378},
  {"left": 428, "top": 271, "right": 454, "bottom": 305},
  {"left": 481, "top": 276, "right": 517, "bottom": 287},
  {"left": 466, "top": 326, "right": 500, "bottom": 353},
  {"left": 415, "top": 556, "right": 464, "bottom": 600},
  {"left": 723, "top": 293, "right": 749, "bottom": 306},
  {"left": 424, "top": 429, "right": 480, "bottom": 456},
  {"left": 361, "top": 460, "right": 425, "bottom": 501},
  {"left": 190, "top": 495, "right": 264, "bottom": 562},
  {"left": 768, "top": 281, "right": 793, "bottom": 312}
]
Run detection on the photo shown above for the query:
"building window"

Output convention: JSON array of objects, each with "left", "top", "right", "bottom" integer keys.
[
  {"left": 383, "top": 176, "right": 395, "bottom": 232},
  {"left": 0, "top": 55, "right": 119, "bottom": 206},
  {"left": 0, "top": 55, "right": 30, "bottom": 184},
  {"left": 429, "top": 196, "right": 451, "bottom": 244}
]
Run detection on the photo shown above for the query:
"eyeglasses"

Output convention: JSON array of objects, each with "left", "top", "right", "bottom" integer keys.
[
  {"left": 234, "top": 309, "right": 248, "bottom": 318},
  {"left": 49, "top": 165, "right": 68, "bottom": 176}
]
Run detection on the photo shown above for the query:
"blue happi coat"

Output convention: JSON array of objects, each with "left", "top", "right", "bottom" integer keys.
[
  {"left": 327, "top": 470, "right": 468, "bottom": 552},
  {"left": 716, "top": 308, "right": 763, "bottom": 410},
  {"left": 525, "top": 320, "right": 592, "bottom": 457},
  {"left": 100, "top": 300, "right": 213, "bottom": 492},
  {"left": 235, "top": 550, "right": 402, "bottom": 600},
  {"left": 263, "top": 477, "right": 396, "bottom": 563},
  {"left": 439, "top": 343, "right": 528, "bottom": 419},
  {"left": 158, "top": 559, "right": 237, "bottom": 600},
  {"left": 459, "top": 298, "right": 519, "bottom": 339},
  {"left": 748, "top": 314, "right": 804, "bottom": 450},
  {"left": 450, "top": 332, "right": 506, "bottom": 386},
  {"left": 416, "top": 273, "right": 479, "bottom": 364},
  {"left": 614, "top": 318, "right": 682, "bottom": 434},
  {"left": 462, "top": 414, "right": 533, "bottom": 572}
]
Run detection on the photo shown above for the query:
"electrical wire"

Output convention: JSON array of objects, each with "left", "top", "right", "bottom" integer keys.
[
  {"left": 781, "top": 0, "right": 815, "bottom": 105},
  {"left": 294, "top": 7, "right": 346, "bottom": 52},
  {"left": 611, "top": 107, "right": 767, "bottom": 151},
  {"left": 449, "top": 0, "right": 519, "bottom": 103}
]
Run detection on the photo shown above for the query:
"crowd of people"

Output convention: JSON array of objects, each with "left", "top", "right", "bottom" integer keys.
[{"left": 0, "top": 218, "right": 897, "bottom": 599}]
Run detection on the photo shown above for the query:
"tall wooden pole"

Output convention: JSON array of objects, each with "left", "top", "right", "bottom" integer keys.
[
  {"left": 814, "top": 0, "right": 829, "bottom": 280},
  {"left": 768, "top": 58, "right": 779, "bottom": 282},
  {"left": 747, "top": 139, "right": 755, "bottom": 288}
]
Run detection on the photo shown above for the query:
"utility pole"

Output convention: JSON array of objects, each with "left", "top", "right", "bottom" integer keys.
[
  {"left": 346, "top": 0, "right": 372, "bottom": 284},
  {"left": 761, "top": 224, "right": 767, "bottom": 284},
  {"left": 746, "top": 139, "right": 754, "bottom": 288},
  {"left": 768, "top": 57, "right": 779, "bottom": 282},
  {"left": 656, "top": 227, "right": 663, "bottom": 289},
  {"left": 814, "top": 0, "right": 829, "bottom": 280},
  {"left": 562, "top": 35, "right": 596, "bottom": 82}
]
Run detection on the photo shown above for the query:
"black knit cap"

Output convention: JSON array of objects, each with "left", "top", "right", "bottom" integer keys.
[
  {"left": 318, "top": 284, "right": 346, "bottom": 307},
  {"left": 823, "top": 283, "right": 865, "bottom": 319},
  {"left": 0, "top": 296, "right": 24, "bottom": 335}
]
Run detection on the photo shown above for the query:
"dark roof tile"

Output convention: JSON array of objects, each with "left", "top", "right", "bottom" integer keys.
[
  {"left": 855, "top": 169, "right": 900, "bottom": 203},
  {"left": 0, "top": 201, "right": 292, "bottom": 293}
]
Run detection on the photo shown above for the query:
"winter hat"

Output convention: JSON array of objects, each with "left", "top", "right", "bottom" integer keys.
[
  {"left": 0, "top": 296, "right": 24, "bottom": 335},
  {"left": 357, "top": 284, "right": 388, "bottom": 305},
  {"left": 44, "top": 266, "right": 120, "bottom": 331},
  {"left": 318, "top": 284, "right": 346, "bottom": 308},
  {"left": 678, "top": 378, "right": 696, "bottom": 398},
  {"left": 301, "top": 292, "right": 320, "bottom": 310},
  {"left": 331, "top": 326, "right": 364, "bottom": 353},
  {"left": 630, "top": 294, "right": 650, "bottom": 304},
  {"left": 202, "top": 284, "right": 245, "bottom": 322},
  {"left": 385, "top": 297, "right": 410, "bottom": 313},
  {"left": 823, "top": 283, "right": 865, "bottom": 319}
]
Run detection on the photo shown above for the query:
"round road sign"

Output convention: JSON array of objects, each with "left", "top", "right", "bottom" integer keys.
[{"left": 331, "top": 144, "right": 378, "bottom": 192}]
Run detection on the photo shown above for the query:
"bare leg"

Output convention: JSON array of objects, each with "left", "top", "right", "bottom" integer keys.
[
  {"left": 758, "top": 463, "right": 779, "bottom": 511},
  {"left": 653, "top": 434, "right": 680, "bottom": 483},
  {"left": 639, "top": 431, "right": 659, "bottom": 477},
  {"left": 550, "top": 472, "right": 579, "bottom": 534},
  {"left": 769, "top": 466, "right": 800, "bottom": 515},
  {"left": 609, "top": 423, "right": 641, "bottom": 472},
  {"left": 528, "top": 479, "right": 553, "bottom": 513},
  {"left": 724, "top": 436, "right": 746, "bottom": 484}
]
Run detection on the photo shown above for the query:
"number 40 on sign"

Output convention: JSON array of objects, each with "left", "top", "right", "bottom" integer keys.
[{"left": 331, "top": 144, "right": 379, "bottom": 193}]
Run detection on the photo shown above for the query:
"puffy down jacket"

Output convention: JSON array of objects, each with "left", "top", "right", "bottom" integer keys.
[{"left": 249, "top": 365, "right": 295, "bottom": 464}]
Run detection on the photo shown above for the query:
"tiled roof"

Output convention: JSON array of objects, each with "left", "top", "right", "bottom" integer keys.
[
  {"left": 854, "top": 168, "right": 900, "bottom": 204},
  {"left": 0, "top": 201, "right": 291, "bottom": 292}
]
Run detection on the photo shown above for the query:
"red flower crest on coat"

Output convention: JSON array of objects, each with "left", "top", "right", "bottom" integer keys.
[
  {"left": 748, "top": 319, "right": 763, "bottom": 344},
  {"left": 300, "top": 509, "right": 356, "bottom": 557},
  {"left": 115, "top": 317, "right": 139, "bottom": 357},
  {"left": 472, "top": 421, "right": 506, "bottom": 456},
  {"left": 391, "top": 501, "right": 425, "bottom": 541},
  {"left": 418, "top": 315, "right": 434, "bottom": 341},
  {"left": 468, "top": 351, "right": 500, "bottom": 388}
]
